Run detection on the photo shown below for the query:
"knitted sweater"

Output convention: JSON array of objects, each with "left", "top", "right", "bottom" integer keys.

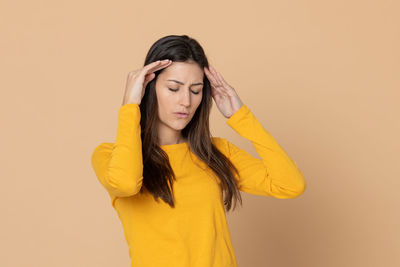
[{"left": 91, "top": 103, "right": 306, "bottom": 267}]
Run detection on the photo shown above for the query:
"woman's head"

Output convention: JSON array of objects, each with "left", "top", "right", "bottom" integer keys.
[
  {"left": 140, "top": 35, "right": 212, "bottom": 144},
  {"left": 138, "top": 35, "right": 242, "bottom": 212},
  {"left": 155, "top": 60, "right": 204, "bottom": 141}
]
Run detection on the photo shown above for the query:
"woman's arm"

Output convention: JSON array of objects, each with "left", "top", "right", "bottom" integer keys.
[
  {"left": 225, "top": 104, "right": 306, "bottom": 198},
  {"left": 91, "top": 103, "right": 144, "bottom": 199}
]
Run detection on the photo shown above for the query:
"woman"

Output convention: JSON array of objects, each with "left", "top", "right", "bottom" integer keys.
[{"left": 91, "top": 34, "right": 306, "bottom": 267}]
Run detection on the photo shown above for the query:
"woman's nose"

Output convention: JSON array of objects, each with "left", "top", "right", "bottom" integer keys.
[{"left": 179, "top": 90, "right": 191, "bottom": 106}]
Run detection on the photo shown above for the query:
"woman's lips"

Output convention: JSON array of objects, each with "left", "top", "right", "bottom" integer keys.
[{"left": 174, "top": 112, "right": 189, "bottom": 118}]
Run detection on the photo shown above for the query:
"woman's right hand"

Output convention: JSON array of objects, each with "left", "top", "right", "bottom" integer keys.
[{"left": 122, "top": 59, "right": 172, "bottom": 106}]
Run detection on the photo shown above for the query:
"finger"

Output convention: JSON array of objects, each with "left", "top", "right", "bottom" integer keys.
[
  {"left": 143, "top": 73, "right": 155, "bottom": 88},
  {"left": 129, "top": 61, "right": 160, "bottom": 79},
  {"left": 144, "top": 72, "right": 155, "bottom": 82},
  {"left": 210, "top": 65, "right": 222, "bottom": 85},
  {"left": 210, "top": 86, "right": 218, "bottom": 98},
  {"left": 204, "top": 66, "right": 219, "bottom": 87},
  {"left": 210, "top": 67, "right": 231, "bottom": 95},
  {"left": 208, "top": 65, "right": 223, "bottom": 87},
  {"left": 215, "top": 71, "right": 229, "bottom": 88},
  {"left": 205, "top": 66, "right": 226, "bottom": 96},
  {"left": 209, "top": 65, "right": 218, "bottom": 77},
  {"left": 145, "top": 59, "right": 171, "bottom": 73},
  {"left": 138, "top": 60, "right": 171, "bottom": 80},
  {"left": 210, "top": 80, "right": 225, "bottom": 96}
]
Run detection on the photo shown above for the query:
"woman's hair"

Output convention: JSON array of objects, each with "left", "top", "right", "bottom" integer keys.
[{"left": 138, "top": 34, "right": 242, "bottom": 212}]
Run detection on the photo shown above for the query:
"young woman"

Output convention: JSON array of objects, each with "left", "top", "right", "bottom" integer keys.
[{"left": 91, "top": 34, "right": 306, "bottom": 267}]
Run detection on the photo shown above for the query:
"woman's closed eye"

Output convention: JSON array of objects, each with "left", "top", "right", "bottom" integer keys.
[{"left": 168, "top": 88, "right": 201, "bottom": 95}]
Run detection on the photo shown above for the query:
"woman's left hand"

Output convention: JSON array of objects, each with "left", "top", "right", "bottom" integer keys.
[{"left": 204, "top": 65, "right": 244, "bottom": 118}]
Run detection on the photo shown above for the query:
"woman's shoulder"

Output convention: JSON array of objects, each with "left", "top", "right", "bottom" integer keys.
[
  {"left": 211, "top": 136, "right": 226, "bottom": 143},
  {"left": 92, "top": 139, "right": 230, "bottom": 154},
  {"left": 211, "top": 137, "right": 230, "bottom": 154}
]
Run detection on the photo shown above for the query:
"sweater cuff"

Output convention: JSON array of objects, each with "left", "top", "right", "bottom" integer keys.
[{"left": 226, "top": 104, "right": 250, "bottom": 127}]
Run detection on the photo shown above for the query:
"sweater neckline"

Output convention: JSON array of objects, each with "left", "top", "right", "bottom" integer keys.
[{"left": 160, "top": 141, "right": 189, "bottom": 151}]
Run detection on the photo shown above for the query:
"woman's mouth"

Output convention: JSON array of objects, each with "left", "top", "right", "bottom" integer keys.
[{"left": 174, "top": 112, "right": 189, "bottom": 118}]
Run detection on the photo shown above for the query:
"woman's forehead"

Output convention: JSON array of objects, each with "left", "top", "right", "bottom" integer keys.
[{"left": 160, "top": 61, "right": 204, "bottom": 82}]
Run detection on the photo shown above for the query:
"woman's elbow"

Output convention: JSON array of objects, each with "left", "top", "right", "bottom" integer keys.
[
  {"left": 287, "top": 176, "right": 307, "bottom": 198},
  {"left": 273, "top": 176, "right": 307, "bottom": 199},
  {"left": 291, "top": 180, "right": 306, "bottom": 198},
  {"left": 105, "top": 174, "right": 144, "bottom": 197}
]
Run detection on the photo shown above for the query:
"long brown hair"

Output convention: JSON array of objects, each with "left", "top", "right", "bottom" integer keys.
[{"left": 138, "top": 34, "right": 242, "bottom": 212}]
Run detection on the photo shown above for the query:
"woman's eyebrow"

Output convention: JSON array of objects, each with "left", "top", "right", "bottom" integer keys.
[{"left": 167, "top": 79, "right": 203, "bottom": 87}]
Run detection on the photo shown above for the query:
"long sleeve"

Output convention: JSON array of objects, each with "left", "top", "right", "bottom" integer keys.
[
  {"left": 225, "top": 104, "right": 306, "bottom": 199},
  {"left": 91, "top": 103, "right": 144, "bottom": 199}
]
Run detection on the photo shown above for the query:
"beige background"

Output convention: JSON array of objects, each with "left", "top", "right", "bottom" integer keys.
[{"left": 1, "top": 0, "right": 399, "bottom": 266}]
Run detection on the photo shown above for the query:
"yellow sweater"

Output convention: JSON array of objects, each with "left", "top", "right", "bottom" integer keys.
[{"left": 91, "top": 103, "right": 306, "bottom": 267}]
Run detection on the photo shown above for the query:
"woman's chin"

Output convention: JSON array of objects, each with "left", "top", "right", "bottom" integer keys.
[{"left": 170, "top": 121, "right": 189, "bottom": 130}]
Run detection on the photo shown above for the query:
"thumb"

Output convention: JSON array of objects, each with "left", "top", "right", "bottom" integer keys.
[{"left": 143, "top": 73, "right": 155, "bottom": 88}]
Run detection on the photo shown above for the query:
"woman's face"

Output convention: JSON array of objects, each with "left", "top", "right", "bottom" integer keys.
[{"left": 155, "top": 60, "right": 204, "bottom": 133}]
